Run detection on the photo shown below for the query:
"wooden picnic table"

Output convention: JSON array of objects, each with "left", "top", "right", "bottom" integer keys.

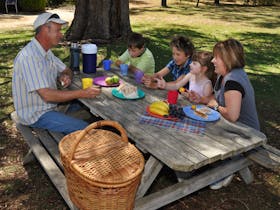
[{"left": 69, "top": 68, "right": 267, "bottom": 210}]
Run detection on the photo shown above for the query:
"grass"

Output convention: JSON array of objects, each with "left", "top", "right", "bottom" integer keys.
[
  {"left": 0, "top": 1, "right": 280, "bottom": 209},
  {"left": 0, "top": 1, "right": 280, "bottom": 129}
]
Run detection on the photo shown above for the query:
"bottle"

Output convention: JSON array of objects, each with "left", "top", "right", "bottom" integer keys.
[
  {"left": 81, "top": 43, "right": 97, "bottom": 74},
  {"left": 70, "top": 42, "right": 80, "bottom": 75}
]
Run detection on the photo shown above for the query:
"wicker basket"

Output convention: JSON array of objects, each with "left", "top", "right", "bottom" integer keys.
[{"left": 59, "top": 120, "right": 145, "bottom": 210}]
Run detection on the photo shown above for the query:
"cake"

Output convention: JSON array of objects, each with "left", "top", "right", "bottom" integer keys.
[{"left": 117, "top": 83, "right": 138, "bottom": 98}]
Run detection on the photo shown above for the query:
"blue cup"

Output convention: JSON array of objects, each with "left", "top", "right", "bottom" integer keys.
[
  {"left": 103, "top": 59, "right": 112, "bottom": 71},
  {"left": 120, "top": 64, "right": 128, "bottom": 76}
]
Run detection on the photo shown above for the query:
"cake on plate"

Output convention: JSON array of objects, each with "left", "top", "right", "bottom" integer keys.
[{"left": 117, "top": 83, "right": 138, "bottom": 98}]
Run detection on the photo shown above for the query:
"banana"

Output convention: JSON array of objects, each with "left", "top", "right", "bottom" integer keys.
[
  {"left": 150, "top": 101, "right": 169, "bottom": 112},
  {"left": 149, "top": 106, "right": 169, "bottom": 117}
]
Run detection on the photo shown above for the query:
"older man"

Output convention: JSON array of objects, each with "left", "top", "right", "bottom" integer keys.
[{"left": 12, "top": 12, "right": 101, "bottom": 134}]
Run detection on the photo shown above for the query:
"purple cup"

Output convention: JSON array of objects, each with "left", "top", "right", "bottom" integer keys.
[{"left": 134, "top": 70, "right": 144, "bottom": 84}]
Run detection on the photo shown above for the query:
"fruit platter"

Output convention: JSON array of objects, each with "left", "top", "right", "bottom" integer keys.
[
  {"left": 94, "top": 75, "right": 121, "bottom": 87},
  {"left": 146, "top": 101, "right": 186, "bottom": 121}
]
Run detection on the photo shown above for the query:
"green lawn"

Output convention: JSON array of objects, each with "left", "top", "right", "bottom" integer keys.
[{"left": 0, "top": 1, "right": 279, "bottom": 145}]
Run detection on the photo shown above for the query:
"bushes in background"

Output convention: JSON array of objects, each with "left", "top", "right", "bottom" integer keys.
[{"left": 19, "top": 0, "right": 46, "bottom": 12}]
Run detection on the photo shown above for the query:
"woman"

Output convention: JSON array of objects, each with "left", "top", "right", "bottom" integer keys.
[
  {"left": 190, "top": 38, "right": 260, "bottom": 130},
  {"left": 190, "top": 38, "right": 260, "bottom": 189}
]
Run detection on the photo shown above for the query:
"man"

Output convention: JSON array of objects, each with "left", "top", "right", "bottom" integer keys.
[{"left": 12, "top": 12, "right": 101, "bottom": 134}]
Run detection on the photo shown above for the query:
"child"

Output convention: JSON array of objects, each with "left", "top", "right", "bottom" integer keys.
[
  {"left": 115, "top": 32, "right": 155, "bottom": 75},
  {"left": 143, "top": 35, "right": 194, "bottom": 89},
  {"left": 156, "top": 51, "right": 216, "bottom": 100}
]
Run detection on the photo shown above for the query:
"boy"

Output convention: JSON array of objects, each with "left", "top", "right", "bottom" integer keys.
[
  {"left": 115, "top": 32, "right": 155, "bottom": 75},
  {"left": 143, "top": 35, "right": 194, "bottom": 89}
]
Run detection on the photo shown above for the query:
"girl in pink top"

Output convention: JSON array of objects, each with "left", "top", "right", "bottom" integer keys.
[{"left": 156, "top": 51, "right": 216, "bottom": 100}]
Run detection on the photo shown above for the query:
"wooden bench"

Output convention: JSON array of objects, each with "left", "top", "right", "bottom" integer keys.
[
  {"left": 245, "top": 144, "right": 280, "bottom": 172},
  {"left": 11, "top": 112, "right": 77, "bottom": 210}
]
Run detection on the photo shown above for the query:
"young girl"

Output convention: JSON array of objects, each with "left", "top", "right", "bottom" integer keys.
[
  {"left": 142, "top": 35, "right": 194, "bottom": 89},
  {"left": 156, "top": 51, "right": 216, "bottom": 100}
]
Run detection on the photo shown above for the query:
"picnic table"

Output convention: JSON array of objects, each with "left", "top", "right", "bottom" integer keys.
[{"left": 69, "top": 68, "right": 267, "bottom": 210}]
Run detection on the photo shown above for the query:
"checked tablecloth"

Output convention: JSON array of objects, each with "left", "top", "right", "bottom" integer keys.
[{"left": 139, "top": 115, "right": 206, "bottom": 135}]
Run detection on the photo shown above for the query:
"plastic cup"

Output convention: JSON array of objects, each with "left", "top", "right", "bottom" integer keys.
[
  {"left": 120, "top": 64, "right": 128, "bottom": 76},
  {"left": 103, "top": 59, "right": 112, "bottom": 71},
  {"left": 134, "top": 70, "right": 144, "bottom": 84},
  {"left": 82, "top": 78, "right": 93, "bottom": 89},
  {"left": 167, "top": 90, "right": 179, "bottom": 104}
]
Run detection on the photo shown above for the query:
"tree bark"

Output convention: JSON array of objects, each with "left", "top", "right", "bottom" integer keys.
[
  {"left": 65, "top": 0, "right": 132, "bottom": 43},
  {"left": 161, "top": 0, "right": 167, "bottom": 7}
]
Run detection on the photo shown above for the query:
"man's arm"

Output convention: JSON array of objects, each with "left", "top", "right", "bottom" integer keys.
[{"left": 37, "top": 87, "right": 101, "bottom": 103}]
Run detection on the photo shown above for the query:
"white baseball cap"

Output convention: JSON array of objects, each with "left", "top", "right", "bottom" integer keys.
[{"left": 33, "top": 12, "right": 68, "bottom": 30}]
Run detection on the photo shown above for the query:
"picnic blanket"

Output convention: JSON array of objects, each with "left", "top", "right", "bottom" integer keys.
[{"left": 139, "top": 115, "right": 206, "bottom": 135}]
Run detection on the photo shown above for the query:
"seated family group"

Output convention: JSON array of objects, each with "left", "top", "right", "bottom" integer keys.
[{"left": 12, "top": 12, "right": 260, "bottom": 189}]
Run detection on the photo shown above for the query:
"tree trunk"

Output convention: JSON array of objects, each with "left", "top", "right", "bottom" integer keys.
[
  {"left": 161, "top": 0, "right": 167, "bottom": 7},
  {"left": 65, "top": 0, "right": 132, "bottom": 44},
  {"left": 214, "top": 0, "right": 220, "bottom": 5}
]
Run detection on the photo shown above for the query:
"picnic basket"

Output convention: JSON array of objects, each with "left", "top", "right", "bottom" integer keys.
[{"left": 59, "top": 120, "right": 145, "bottom": 210}]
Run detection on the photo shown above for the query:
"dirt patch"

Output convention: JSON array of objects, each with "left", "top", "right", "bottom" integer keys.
[{"left": 0, "top": 6, "right": 74, "bottom": 30}]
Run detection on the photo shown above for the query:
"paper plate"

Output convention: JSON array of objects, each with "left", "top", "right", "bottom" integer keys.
[
  {"left": 112, "top": 88, "right": 145, "bottom": 100},
  {"left": 94, "top": 76, "right": 121, "bottom": 87},
  {"left": 183, "top": 105, "right": 220, "bottom": 122},
  {"left": 146, "top": 106, "right": 179, "bottom": 121}
]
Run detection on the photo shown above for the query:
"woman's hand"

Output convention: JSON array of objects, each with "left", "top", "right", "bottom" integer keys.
[{"left": 207, "top": 98, "right": 218, "bottom": 109}]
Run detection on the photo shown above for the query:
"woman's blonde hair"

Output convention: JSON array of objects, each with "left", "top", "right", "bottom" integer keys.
[{"left": 213, "top": 38, "right": 245, "bottom": 72}]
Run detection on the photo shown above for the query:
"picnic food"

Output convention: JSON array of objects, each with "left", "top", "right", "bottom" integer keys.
[
  {"left": 105, "top": 75, "right": 119, "bottom": 85},
  {"left": 169, "top": 104, "right": 185, "bottom": 120},
  {"left": 149, "top": 101, "right": 170, "bottom": 117},
  {"left": 179, "top": 87, "right": 186, "bottom": 93},
  {"left": 117, "top": 83, "right": 138, "bottom": 98}
]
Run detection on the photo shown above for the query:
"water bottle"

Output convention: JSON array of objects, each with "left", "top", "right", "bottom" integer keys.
[
  {"left": 81, "top": 44, "right": 97, "bottom": 74},
  {"left": 70, "top": 42, "right": 80, "bottom": 75}
]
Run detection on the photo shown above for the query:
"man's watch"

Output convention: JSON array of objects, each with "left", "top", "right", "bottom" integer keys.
[{"left": 213, "top": 104, "right": 219, "bottom": 111}]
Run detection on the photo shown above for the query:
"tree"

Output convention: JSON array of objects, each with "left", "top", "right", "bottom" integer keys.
[
  {"left": 66, "top": 0, "right": 131, "bottom": 43},
  {"left": 161, "top": 0, "right": 167, "bottom": 7}
]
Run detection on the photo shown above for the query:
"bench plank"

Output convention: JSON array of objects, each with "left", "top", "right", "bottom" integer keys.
[
  {"left": 246, "top": 146, "right": 280, "bottom": 171},
  {"left": 11, "top": 112, "right": 76, "bottom": 210}
]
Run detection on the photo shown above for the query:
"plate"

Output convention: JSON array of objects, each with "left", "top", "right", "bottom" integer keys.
[
  {"left": 94, "top": 76, "right": 121, "bottom": 87},
  {"left": 183, "top": 105, "right": 220, "bottom": 122},
  {"left": 112, "top": 88, "right": 145, "bottom": 100},
  {"left": 146, "top": 106, "right": 179, "bottom": 121}
]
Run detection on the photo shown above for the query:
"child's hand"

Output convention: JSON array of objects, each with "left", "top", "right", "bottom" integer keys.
[
  {"left": 188, "top": 90, "right": 201, "bottom": 103},
  {"left": 154, "top": 77, "right": 166, "bottom": 89},
  {"left": 181, "top": 90, "right": 189, "bottom": 98}
]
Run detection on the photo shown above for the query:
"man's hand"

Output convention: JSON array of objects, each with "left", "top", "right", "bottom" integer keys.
[{"left": 82, "top": 85, "right": 101, "bottom": 98}]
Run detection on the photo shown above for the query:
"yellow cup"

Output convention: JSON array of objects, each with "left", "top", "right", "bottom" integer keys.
[{"left": 82, "top": 78, "right": 93, "bottom": 89}]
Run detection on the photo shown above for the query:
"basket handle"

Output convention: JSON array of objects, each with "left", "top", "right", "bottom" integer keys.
[{"left": 69, "top": 120, "right": 128, "bottom": 161}]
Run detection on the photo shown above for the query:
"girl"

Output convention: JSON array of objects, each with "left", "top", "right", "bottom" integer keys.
[{"left": 156, "top": 51, "right": 216, "bottom": 100}]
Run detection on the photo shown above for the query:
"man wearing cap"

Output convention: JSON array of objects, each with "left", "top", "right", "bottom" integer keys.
[{"left": 12, "top": 12, "right": 101, "bottom": 134}]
